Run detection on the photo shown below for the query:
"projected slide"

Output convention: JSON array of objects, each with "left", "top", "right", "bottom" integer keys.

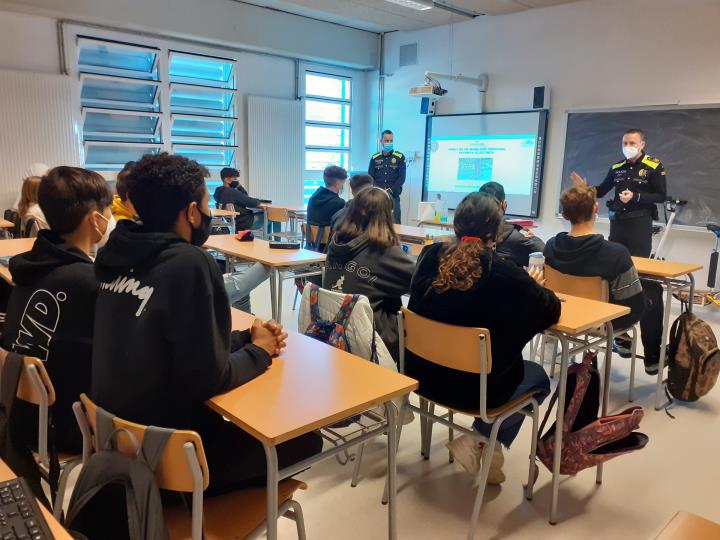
[{"left": 423, "top": 112, "right": 548, "bottom": 217}]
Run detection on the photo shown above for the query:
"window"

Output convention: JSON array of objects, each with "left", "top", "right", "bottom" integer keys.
[
  {"left": 76, "top": 37, "right": 238, "bottom": 195},
  {"left": 303, "top": 71, "right": 351, "bottom": 205}
]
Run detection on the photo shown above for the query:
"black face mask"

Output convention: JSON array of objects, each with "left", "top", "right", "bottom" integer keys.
[
  {"left": 229, "top": 181, "right": 240, "bottom": 189},
  {"left": 190, "top": 209, "right": 213, "bottom": 246}
]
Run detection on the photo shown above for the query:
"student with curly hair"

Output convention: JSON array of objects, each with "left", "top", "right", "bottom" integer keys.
[{"left": 406, "top": 192, "right": 560, "bottom": 483}]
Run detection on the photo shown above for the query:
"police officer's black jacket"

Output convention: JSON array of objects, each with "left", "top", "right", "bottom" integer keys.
[
  {"left": 368, "top": 151, "right": 406, "bottom": 195},
  {"left": 597, "top": 153, "right": 666, "bottom": 219}
]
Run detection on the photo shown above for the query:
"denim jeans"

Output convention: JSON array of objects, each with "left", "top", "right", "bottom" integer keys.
[
  {"left": 472, "top": 360, "right": 551, "bottom": 448},
  {"left": 224, "top": 262, "right": 270, "bottom": 313}
]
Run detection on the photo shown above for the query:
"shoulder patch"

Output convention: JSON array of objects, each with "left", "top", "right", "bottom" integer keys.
[
  {"left": 611, "top": 160, "right": 627, "bottom": 170},
  {"left": 372, "top": 152, "right": 382, "bottom": 159},
  {"left": 392, "top": 151, "right": 404, "bottom": 159},
  {"left": 641, "top": 155, "right": 661, "bottom": 169}
]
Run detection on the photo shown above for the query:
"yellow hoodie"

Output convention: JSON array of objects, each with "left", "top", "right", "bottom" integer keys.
[{"left": 111, "top": 195, "right": 135, "bottom": 222}]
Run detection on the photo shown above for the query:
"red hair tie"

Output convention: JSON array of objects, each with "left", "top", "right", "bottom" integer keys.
[{"left": 461, "top": 236, "right": 483, "bottom": 243}]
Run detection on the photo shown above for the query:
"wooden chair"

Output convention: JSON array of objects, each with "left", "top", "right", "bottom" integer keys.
[
  {"left": 0, "top": 348, "right": 82, "bottom": 518},
  {"left": 74, "top": 394, "right": 308, "bottom": 540},
  {"left": 266, "top": 206, "right": 300, "bottom": 241},
  {"left": 391, "top": 308, "right": 542, "bottom": 540},
  {"left": 303, "top": 223, "right": 331, "bottom": 252},
  {"left": 543, "top": 265, "right": 639, "bottom": 401},
  {"left": 23, "top": 217, "right": 40, "bottom": 238}
]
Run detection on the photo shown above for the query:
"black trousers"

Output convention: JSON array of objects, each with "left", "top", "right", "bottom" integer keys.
[
  {"left": 392, "top": 194, "right": 401, "bottom": 224},
  {"left": 609, "top": 214, "right": 663, "bottom": 362},
  {"left": 198, "top": 411, "right": 323, "bottom": 496}
]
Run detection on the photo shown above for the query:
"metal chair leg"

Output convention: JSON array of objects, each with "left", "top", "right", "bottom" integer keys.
[
  {"left": 351, "top": 442, "right": 365, "bottom": 487},
  {"left": 285, "top": 500, "right": 307, "bottom": 540},
  {"left": 292, "top": 288, "right": 300, "bottom": 311},
  {"left": 53, "top": 459, "right": 82, "bottom": 519},
  {"left": 448, "top": 411, "right": 454, "bottom": 464},
  {"left": 525, "top": 402, "right": 540, "bottom": 501},
  {"left": 628, "top": 326, "right": 638, "bottom": 402},
  {"left": 467, "top": 422, "right": 502, "bottom": 540},
  {"left": 419, "top": 399, "right": 428, "bottom": 458},
  {"left": 424, "top": 403, "right": 436, "bottom": 460},
  {"left": 382, "top": 397, "right": 408, "bottom": 505}
]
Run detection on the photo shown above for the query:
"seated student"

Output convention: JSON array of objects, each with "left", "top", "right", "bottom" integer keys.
[
  {"left": 213, "top": 167, "right": 264, "bottom": 231},
  {"left": 478, "top": 181, "right": 544, "bottom": 267},
  {"left": 17, "top": 176, "right": 48, "bottom": 235},
  {"left": 544, "top": 185, "right": 646, "bottom": 362},
  {"left": 111, "top": 161, "right": 137, "bottom": 222},
  {"left": 12, "top": 163, "right": 49, "bottom": 211},
  {"left": 91, "top": 153, "right": 321, "bottom": 493},
  {"left": 330, "top": 173, "right": 374, "bottom": 229},
  {"left": 406, "top": 192, "right": 560, "bottom": 482},
  {"left": 306, "top": 165, "right": 348, "bottom": 250},
  {"left": 324, "top": 187, "right": 414, "bottom": 361},
  {"left": 3, "top": 166, "right": 113, "bottom": 453}
]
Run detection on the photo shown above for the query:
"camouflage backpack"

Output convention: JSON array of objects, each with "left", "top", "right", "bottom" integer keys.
[{"left": 667, "top": 311, "right": 720, "bottom": 401}]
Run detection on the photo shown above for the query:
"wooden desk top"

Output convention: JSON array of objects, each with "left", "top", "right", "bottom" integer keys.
[
  {"left": 394, "top": 224, "right": 450, "bottom": 242},
  {"left": 655, "top": 511, "right": 720, "bottom": 539},
  {"left": 204, "top": 235, "right": 326, "bottom": 267},
  {"left": 259, "top": 204, "right": 306, "bottom": 214},
  {"left": 231, "top": 307, "right": 257, "bottom": 330},
  {"left": 551, "top": 293, "right": 630, "bottom": 335},
  {"left": 0, "top": 238, "right": 35, "bottom": 285},
  {"left": 0, "top": 219, "right": 14, "bottom": 229},
  {"left": 416, "top": 219, "right": 454, "bottom": 230},
  {"left": 211, "top": 208, "right": 239, "bottom": 217},
  {"left": 632, "top": 257, "right": 703, "bottom": 279},
  {"left": 208, "top": 311, "right": 418, "bottom": 445},
  {"left": 0, "top": 459, "right": 72, "bottom": 539},
  {"left": 416, "top": 218, "right": 536, "bottom": 230}
]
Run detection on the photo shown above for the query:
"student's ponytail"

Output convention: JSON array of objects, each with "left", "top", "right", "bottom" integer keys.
[{"left": 431, "top": 192, "right": 503, "bottom": 293}]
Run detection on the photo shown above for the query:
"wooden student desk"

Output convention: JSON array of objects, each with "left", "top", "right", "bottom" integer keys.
[
  {"left": 204, "top": 235, "right": 325, "bottom": 324},
  {"left": 208, "top": 309, "right": 418, "bottom": 540},
  {"left": 631, "top": 257, "right": 703, "bottom": 410},
  {"left": 543, "top": 293, "right": 630, "bottom": 526},
  {"left": 211, "top": 208, "right": 239, "bottom": 217},
  {"left": 655, "top": 511, "right": 720, "bottom": 539},
  {"left": 0, "top": 219, "right": 15, "bottom": 229},
  {"left": 0, "top": 459, "right": 72, "bottom": 539},
  {"left": 0, "top": 237, "right": 35, "bottom": 284},
  {"left": 394, "top": 224, "right": 452, "bottom": 257}
]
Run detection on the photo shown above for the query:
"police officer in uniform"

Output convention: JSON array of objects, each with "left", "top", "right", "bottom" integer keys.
[
  {"left": 368, "top": 129, "right": 406, "bottom": 224},
  {"left": 570, "top": 128, "right": 666, "bottom": 374}
]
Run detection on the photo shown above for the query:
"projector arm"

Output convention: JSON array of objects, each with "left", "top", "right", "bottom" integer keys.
[{"left": 425, "top": 71, "right": 489, "bottom": 112}]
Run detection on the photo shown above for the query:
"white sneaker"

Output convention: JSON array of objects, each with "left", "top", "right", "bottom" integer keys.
[{"left": 446, "top": 435, "right": 506, "bottom": 485}]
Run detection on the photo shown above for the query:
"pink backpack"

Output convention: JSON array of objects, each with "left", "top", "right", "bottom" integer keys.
[{"left": 536, "top": 352, "right": 649, "bottom": 475}]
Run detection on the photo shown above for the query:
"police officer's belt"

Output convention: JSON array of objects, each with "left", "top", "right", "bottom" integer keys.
[{"left": 610, "top": 209, "right": 652, "bottom": 221}]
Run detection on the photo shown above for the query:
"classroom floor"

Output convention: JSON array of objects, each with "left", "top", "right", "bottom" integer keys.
[{"left": 248, "top": 279, "right": 720, "bottom": 540}]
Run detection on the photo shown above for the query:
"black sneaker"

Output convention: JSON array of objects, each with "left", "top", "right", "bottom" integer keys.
[
  {"left": 613, "top": 336, "right": 632, "bottom": 359},
  {"left": 644, "top": 356, "right": 660, "bottom": 375}
]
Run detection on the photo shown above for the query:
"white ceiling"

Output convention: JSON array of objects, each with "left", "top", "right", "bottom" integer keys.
[{"left": 235, "top": 0, "right": 581, "bottom": 32}]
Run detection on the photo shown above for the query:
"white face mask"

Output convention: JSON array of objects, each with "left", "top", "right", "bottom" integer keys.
[
  {"left": 622, "top": 145, "right": 641, "bottom": 160},
  {"left": 94, "top": 212, "right": 115, "bottom": 248}
]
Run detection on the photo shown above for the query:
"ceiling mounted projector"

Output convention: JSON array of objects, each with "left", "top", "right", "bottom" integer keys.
[{"left": 409, "top": 84, "right": 447, "bottom": 97}]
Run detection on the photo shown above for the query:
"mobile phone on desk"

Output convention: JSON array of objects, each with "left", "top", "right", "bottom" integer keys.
[{"left": 269, "top": 240, "right": 301, "bottom": 250}]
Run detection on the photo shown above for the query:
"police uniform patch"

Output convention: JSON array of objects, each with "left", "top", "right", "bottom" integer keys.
[
  {"left": 638, "top": 169, "right": 646, "bottom": 178},
  {"left": 392, "top": 158, "right": 396, "bottom": 164}
]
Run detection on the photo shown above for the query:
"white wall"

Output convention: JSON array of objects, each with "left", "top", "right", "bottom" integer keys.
[
  {"left": 382, "top": 0, "right": 720, "bottom": 284},
  {"left": 0, "top": 11, "right": 57, "bottom": 73}
]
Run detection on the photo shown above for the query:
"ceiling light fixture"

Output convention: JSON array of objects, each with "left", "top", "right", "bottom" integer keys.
[{"left": 384, "top": 0, "right": 434, "bottom": 11}]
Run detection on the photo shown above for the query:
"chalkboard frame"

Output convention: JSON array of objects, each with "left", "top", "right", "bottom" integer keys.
[
  {"left": 422, "top": 109, "right": 549, "bottom": 218},
  {"left": 560, "top": 103, "right": 720, "bottom": 230}
]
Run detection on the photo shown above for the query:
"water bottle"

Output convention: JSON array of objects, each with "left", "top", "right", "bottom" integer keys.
[
  {"left": 434, "top": 194, "right": 447, "bottom": 223},
  {"left": 528, "top": 252, "right": 545, "bottom": 277}
]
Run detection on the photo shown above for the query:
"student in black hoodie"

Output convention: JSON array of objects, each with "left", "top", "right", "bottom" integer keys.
[
  {"left": 544, "top": 186, "right": 647, "bottom": 367},
  {"left": 3, "top": 166, "right": 113, "bottom": 453},
  {"left": 478, "top": 181, "right": 545, "bottom": 267},
  {"left": 324, "top": 187, "right": 415, "bottom": 361},
  {"left": 407, "top": 192, "right": 560, "bottom": 483},
  {"left": 91, "top": 153, "right": 322, "bottom": 493},
  {"left": 306, "top": 165, "right": 347, "bottom": 250},
  {"left": 213, "top": 167, "right": 264, "bottom": 231}
]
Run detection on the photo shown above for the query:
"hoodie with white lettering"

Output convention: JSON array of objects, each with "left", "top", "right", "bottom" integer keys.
[
  {"left": 91, "top": 220, "right": 271, "bottom": 432},
  {"left": 2, "top": 230, "right": 97, "bottom": 453}
]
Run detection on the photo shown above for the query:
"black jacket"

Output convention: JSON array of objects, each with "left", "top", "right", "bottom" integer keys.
[
  {"left": 496, "top": 221, "right": 545, "bottom": 267},
  {"left": 213, "top": 185, "right": 262, "bottom": 230},
  {"left": 406, "top": 243, "right": 561, "bottom": 410},
  {"left": 596, "top": 153, "right": 666, "bottom": 219},
  {"left": 323, "top": 235, "right": 414, "bottom": 360},
  {"left": 544, "top": 233, "right": 645, "bottom": 330},
  {"left": 90, "top": 220, "right": 271, "bottom": 432},
  {"left": 307, "top": 187, "right": 345, "bottom": 227},
  {"left": 2, "top": 231, "right": 97, "bottom": 452}
]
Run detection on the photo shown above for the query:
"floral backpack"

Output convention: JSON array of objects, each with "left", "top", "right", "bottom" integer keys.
[{"left": 536, "top": 352, "right": 649, "bottom": 475}]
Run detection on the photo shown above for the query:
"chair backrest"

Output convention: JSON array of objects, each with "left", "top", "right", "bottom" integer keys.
[
  {"left": 0, "top": 348, "right": 55, "bottom": 406},
  {"left": 5, "top": 210, "right": 20, "bottom": 238},
  {"left": 544, "top": 265, "right": 609, "bottom": 302},
  {"left": 399, "top": 307, "right": 491, "bottom": 375},
  {"left": 78, "top": 393, "right": 209, "bottom": 493},
  {"left": 303, "top": 224, "right": 331, "bottom": 250},
  {"left": 23, "top": 217, "right": 38, "bottom": 238},
  {"left": 266, "top": 206, "right": 290, "bottom": 223}
]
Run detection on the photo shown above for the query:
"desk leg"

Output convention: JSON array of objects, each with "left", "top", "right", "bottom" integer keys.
[
  {"left": 687, "top": 273, "right": 695, "bottom": 315},
  {"left": 263, "top": 444, "right": 279, "bottom": 540},
  {"left": 269, "top": 267, "right": 278, "bottom": 321},
  {"left": 550, "top": 333, "right": 569, "bottom": 525},
  {"left": 597, "top": 321, "right": 614, "bottom": 485},
  {"left": 276, "top": 270, "right": 284, "bottom": 325},
  {"left": 384, "top": 400, "right": 398, "bottom": 540},
  {"left": 264, "top": 207, "right": 268, "bottom": 240},
  {"left": 655, "top": 277, "right": 674, "bottom": 411}
]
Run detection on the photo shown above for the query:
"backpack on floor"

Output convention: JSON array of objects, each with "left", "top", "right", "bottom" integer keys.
[
  {"left": 303, "top": 283, "right": 375, "bottom": 357},
  {"left": 666, "top": 311, "right": 720, "bottom": 402},
  {"left": 0, "top": 353, "right": 49, "bottom": 507},
  {"left": 536, "top": 352, "right": 649, "bottom": 475},
  {"left": 65, "top": 406, "right": 171, "bottom": 540}
]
